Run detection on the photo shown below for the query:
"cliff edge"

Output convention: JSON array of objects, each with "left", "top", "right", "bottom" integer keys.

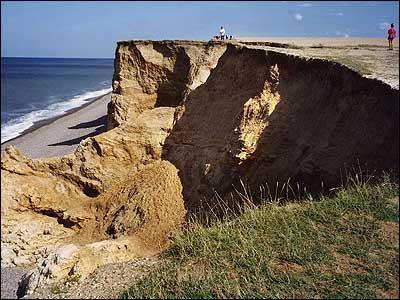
[{"left": 1, "top": 40, "right": 398, "bottom": 295}]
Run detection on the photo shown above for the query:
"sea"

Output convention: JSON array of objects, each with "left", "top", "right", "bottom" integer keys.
[{"left": 1, "top": 57, "right": 114, "bottom": 143}]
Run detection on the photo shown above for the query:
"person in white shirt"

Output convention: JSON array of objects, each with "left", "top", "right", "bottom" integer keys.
[{"left": 220, "top": 26, "right": 225, "bottom": 40}]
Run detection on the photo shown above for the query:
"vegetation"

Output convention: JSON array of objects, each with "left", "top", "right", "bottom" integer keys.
[
  {"left": 122, "top": 175, "right": 399, "bottom": 299},
  {"left": 332, "top": 56, "right": 373, "bottom": 75},
  {"left": 318, "top": 55, "right": 373, "bottom": 75}
]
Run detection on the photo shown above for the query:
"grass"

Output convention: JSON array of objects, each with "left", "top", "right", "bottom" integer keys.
[
  {"left": 333, "top": 56, "right": 373, "bottom": 75},
  {"left": 121, "top": 175, "right": 399, "bottom": 299},
  {"left": 319, "top": 55, "right": 373, "bottom": 75}
]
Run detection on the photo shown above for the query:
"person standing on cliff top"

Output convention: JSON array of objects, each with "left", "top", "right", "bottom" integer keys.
[
  {"left": 220, "top": 26, "right": 226, "bottom": 41},
  {"left": 388, "top": 23, "right": 396, "bottom": 50}
]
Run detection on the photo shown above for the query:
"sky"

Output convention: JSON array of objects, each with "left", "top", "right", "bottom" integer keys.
[{"left": 1, "top": 1, "right": 399, "bottom": 58}]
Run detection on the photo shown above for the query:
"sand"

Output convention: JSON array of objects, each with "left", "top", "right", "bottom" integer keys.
[
  {"left": 1, "top": 93, "right": 111, "bottom": 159},
  {"left": 0, "top": 94, "right": 110, "bottom": 299}
]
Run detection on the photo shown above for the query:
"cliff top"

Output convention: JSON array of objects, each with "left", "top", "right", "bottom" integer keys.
[{"left": 117, "top": 38, "right": 399, "bottom": 88}]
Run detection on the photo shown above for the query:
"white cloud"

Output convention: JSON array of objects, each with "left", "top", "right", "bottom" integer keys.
[
  {"left": 328, "top": 12, "right": 344, "bottom": 17},
  {"left": 293, "top": 13, "right": 303, "bottom": 21},
  {"left": 335, "top": 30, "right": 341, "bottom": 36},
  {"left": 344, "top": 33, "right": 350, "bottom": 38},
  {"left": 379, "top": 22, "right": 390, "bottom": 30},
  {"left": 297, "top": 3, "right": 312, "bottom": 7}
]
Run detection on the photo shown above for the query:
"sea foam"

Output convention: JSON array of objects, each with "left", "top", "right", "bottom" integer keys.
[{"left": 1, "top": 87, "right": 112, "bottom": 143}]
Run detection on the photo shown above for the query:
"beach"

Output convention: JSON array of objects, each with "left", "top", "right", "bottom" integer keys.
[
  {"left": 1, "top": 93, "right": 111, "bottom": 159},
  {"left": 0, "top": 92, "right": 111, "bottom": 299}
]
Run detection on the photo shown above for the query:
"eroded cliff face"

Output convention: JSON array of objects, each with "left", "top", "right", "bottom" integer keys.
[
  {"left": 108, "top": 41, "right": 227, "bottom": 128},
  {"left": 0, "top": 40, "right": 227, "bottom": 294},
  {"left": 1, "top": 40, "right": 398, "bottom": 294},
  {"left": 161, "top": 45, "right": 398, "bottom": 210}
]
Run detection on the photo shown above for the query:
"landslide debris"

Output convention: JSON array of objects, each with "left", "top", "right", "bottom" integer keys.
[{"left": 1, "top": 40, "right": 226, "bottom": 295}]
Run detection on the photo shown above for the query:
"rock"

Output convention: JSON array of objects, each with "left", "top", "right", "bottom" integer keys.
[
  {"left": 109, "top": 40, "right": 227, "bottom": 129},
  {"left": 1, "top": 212, "right": 75, "bottom": 268},
  {"left": 20, "top": 238, "right": 153, "bottom": 295},
  {"left": 1, "top": 247, "right": 16, "bottom": 266},
  {"left": 20, "top": 244, "right": 80, "bottom": 295},
  {"left": 12, "top": 256, "right": 31, "bottom": 267},
  {"left": 15, "top": 160, "right": 185, "bottom": 295},
  {"left": 55, "top": 244, "right": 79, "bottom": 261},
  {"left": 1, "top": 40, "right": 398, "bottom": 296}
]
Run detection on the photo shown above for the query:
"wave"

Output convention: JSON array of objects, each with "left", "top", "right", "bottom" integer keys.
[{"left": 1, "top": 87, "right": 112, "bottom": 143}]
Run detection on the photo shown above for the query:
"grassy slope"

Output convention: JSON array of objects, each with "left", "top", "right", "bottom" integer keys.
[{"left": 122, "top": 177, "right": 399, "bottom": 299}]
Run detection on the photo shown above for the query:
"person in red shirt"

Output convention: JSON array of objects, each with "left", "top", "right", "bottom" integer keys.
[{"left": 388, "top": 23, "right": 396, "bottom": 50}]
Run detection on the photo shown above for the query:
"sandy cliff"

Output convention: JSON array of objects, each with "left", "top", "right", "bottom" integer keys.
[
  {"left": 162, "top": 43, "right": 398, "bottom": 210},
  {"left": 1, "top": 40, "right": 398, "bottom": 294}
]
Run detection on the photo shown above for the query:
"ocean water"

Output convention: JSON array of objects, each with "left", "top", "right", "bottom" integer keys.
[{"left": 1, "top": 57, "right": 114, "bottom": 143}]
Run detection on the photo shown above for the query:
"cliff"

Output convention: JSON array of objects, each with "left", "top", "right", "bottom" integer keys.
[{"left": 1, "top": 40, "right": 398, "bottom": 294}]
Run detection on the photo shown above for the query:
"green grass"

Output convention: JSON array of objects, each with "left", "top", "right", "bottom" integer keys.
[
  {"left": 121, "top": 175, "right": 399, "bottom": 299},
  {"left": 328, "top": 56, "right": 373, "bottom": 75}
]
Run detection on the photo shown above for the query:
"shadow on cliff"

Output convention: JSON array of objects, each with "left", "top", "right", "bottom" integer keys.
[
  {"left": 238, "top": 52, "right": 399, "bottom": 197},
  {"left": 162, "top": 45, "right": 399, "bottom": 215},
  {"left": 161, "top": 45, "right": 278, "bottom": 213},
  {"left": 48, "top": 115, "right": 107, "bottom": 146},
  {"left": 153, "top": 44, "right": 191, "bottom": 108}
]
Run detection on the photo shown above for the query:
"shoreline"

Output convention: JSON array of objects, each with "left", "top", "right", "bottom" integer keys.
[
  {"left": 1, "top": 92, "right": 112, "bottom": 146},
  {"left": 1, "top": 92, "right": 111, "bottom": 159},
  {"left": 0, "top": 93, "right": 112, "bottom": 296}
]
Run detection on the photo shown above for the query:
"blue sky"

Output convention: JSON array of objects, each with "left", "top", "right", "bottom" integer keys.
[{"left": 1, "top": 1, "right": 399, "bottom": 58}]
